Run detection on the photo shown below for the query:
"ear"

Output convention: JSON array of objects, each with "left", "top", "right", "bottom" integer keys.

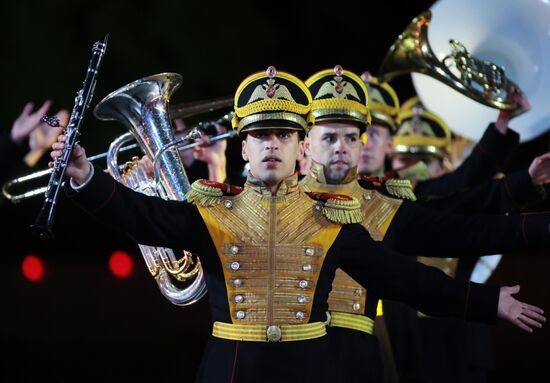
[
  {"left": 241, "top": 139, "right": 249, "bottom": 161},
  {"left": 304, "top": 135, "right": 311, "bottom": 157},
  {"left": 298, "top": 139, "right": 305, "bottom": 159}
]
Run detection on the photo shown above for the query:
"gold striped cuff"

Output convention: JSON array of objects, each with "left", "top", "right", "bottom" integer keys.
[
  {"left": 212, "top": 321, "right": 326, "bottom": 342},
  {"left": 329, "top": 312, "right": 374, "bottom": 334}
]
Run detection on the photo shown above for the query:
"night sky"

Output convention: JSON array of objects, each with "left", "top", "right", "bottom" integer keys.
[{"left": 1, "top": 1, "right": 549, "bottom": 381}]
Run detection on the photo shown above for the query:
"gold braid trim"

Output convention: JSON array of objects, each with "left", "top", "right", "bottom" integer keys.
[
  {"left": 322, "top": 197, "right": 363, "bottom": 224},
  {"left": 385, "top": 179, "right": 417, "bottom": 201},
  {"left": 312, "top": 98, "right": 371, "bottom": 124},
  {"left": 236, "top": 99, "right": 310, "bottom": 118},
  {"left": 185, "top": 180, "right": 224, "bottom": 207}
]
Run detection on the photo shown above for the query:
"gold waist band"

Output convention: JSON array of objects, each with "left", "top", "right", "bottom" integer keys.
[
  {"left": 329, "top": 312, "right": 374, "bottom": 334},
  {"left": 212, "top": 321, "right": 326, "bottom": 342}
]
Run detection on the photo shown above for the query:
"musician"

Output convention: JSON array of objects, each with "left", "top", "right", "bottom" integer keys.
[
  {"left": 138, "top": 117, "right": 228, "bottom": 183},
  {"left": 50, "top": 67, "right": 545, "bottom": 383},
  {"left": 358, "top": 75, "right": 532, "bottom": 197},
  {"left": 388, "top": 105, "right": 549, "bottom": 383},
  {"left": 300, "top": 66, "right": 550, "bottom": 383},
  {"left": 1, "top": 100, "right": 65, "bottom": 184}
]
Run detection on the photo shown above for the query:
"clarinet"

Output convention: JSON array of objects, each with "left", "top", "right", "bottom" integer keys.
[{"left": 30, "top": 35, "right": 108, "bottom": 239}]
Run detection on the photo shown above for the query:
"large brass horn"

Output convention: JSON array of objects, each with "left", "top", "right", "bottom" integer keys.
[
  {"left": 379, "top": 10, "right": 520, "bottom": 110},
  {"left": 94, "top": 73, "right": 207, "bottom": 306},
  {"left": 379, "top": 0, "right": 550, "bottom": 143}
]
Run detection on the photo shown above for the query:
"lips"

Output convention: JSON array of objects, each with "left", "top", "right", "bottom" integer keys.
[
  {"left": 262, "top": 155, "right": 282, "bottom": 163},
  {"left": 330, "top": 158, "right": 349, "bottom": 166}
]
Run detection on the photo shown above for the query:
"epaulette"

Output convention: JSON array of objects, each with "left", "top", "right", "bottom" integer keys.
[
  {"left": 359, "top": 175, "right": 417, "bottom": 201},
  {"left": 306, "top": 192, "right": 363, "bottom": 224},
  {"left": 186, "top": 179, "right": 243, "bottom": 207}
]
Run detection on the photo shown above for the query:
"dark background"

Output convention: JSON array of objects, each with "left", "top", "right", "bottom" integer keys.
[{"left": 1, "top": 0, "right": 549, "bottom": 382}]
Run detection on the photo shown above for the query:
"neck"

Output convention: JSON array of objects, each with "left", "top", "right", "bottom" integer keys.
[
  {"left": 246, "top": 171, "right": 299, "bottom": 196},
  {"left": 309, "top": 160, "right": 358, "bottom": 185}
]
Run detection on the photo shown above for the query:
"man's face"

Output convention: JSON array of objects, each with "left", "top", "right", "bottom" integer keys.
[
  {"left": 358, "top": 123, "right": 393, "bottom": 175},
  {"left": 392, "top": 154, "right": 448, "bottom": 178},
  {"left": 242, "top": 128, "right": 304, "bottom": 187},
  {"left": 305, "top": 121, "right": 361, "bottom": 184}
]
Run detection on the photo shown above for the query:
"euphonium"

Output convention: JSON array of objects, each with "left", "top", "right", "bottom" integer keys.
[
  {"left": 94, "top": 73, "right": 207, "bottom": 306},
  {"left": 378, "top": 10, "right": 521, "bottom": 111}
]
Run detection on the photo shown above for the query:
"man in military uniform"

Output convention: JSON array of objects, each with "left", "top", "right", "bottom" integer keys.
[
  {"left": 388, "top": 103, "right": 549, "bottom": 383},
  {"left": 301, "top": 66, "right": 550, "bottom": 383},
  {"left": 50, "top": 67, "right": 545, "bottom": 383}
]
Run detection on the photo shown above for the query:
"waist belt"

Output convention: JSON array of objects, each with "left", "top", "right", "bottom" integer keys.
[
  {"left": 329, "top": 312, "right": 374, "bottom": 334},
  {"left": 212, "top": 321, "right": 326, "bottom": 342}
]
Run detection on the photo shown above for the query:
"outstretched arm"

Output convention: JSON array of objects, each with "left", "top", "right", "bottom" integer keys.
[
  {"left": 383, "top": 199, "right": 550, "bottom": 257},
  {"left": 336, "top": 224, "right": 546, "bottom": 331}
]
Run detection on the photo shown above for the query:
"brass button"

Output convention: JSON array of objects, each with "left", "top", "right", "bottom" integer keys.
[
  {"left": 297, "top": 295, "right": 307, "bottom": 304},
  {"left": 235, "top": 294, "right": 244, "bottom": 304},
  {"left": 236, "top": 310, "right": 246, "bottom": 319},
  {"left": 230, "top": 261, "right": 240, "bottom": 271},
  {"left": 353, "top": 303, "right": 361, "bottom": 311},
  {"left": 230, "top": 245, "right": 239, "bottom": 255},
  {"left": 224, "top": 200, "right": 233, "bottom": 209},
  {"left": 233, "top": 278, "right": 243, "bottom": 288},
  {"left": 305, "top": 247, "right": 315, "bottom": 256},
  {"left": 266, "top": 325, "right": 282, "bottom": 342},
  {"left": 302, "top": 264, "right": 312, "bottom": 272},
  {"left": 295, "top": 311, "right": 305, "bottom": 320},
  {"left": 299, "top": 280, "right": 309, "bottom": 289}
]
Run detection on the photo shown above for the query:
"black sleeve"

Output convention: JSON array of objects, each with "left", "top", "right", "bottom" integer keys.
[
  {"left": 335, "top": 224, "right": 499, "bottom": 324},
  {"left": 419, "top": 170, "right": 545, "bottom": 214},
  {"left": 66, "top": 163, "right": 205, "bottom": 252},
  {"left": 414, "top": 124, "right": 519, "bottom": 198},
  {"left": 383, "top": 200, "right": 550, "bottom": 257},
  {"left": 0, "top": 131, "right": 29, "bottom": 183}
]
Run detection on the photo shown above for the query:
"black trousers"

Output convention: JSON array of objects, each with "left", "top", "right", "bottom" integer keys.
[{"left": 194, "top": 335, "right": 341, "bottom": 383}]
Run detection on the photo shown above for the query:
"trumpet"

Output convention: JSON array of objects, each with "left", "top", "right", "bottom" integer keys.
[{"left": 2, "top": 112, "right": 236, "bottom": 204}]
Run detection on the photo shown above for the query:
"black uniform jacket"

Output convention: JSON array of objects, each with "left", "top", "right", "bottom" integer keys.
[
  {"left": 413, "top": 124, "right": 519, "bottom": 198},
  {"left": 67, "top": 166, "right": 500, "bottom": 383}
]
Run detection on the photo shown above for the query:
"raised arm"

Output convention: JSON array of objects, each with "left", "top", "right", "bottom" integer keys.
[{"left": 50, "top": 134, "right": 205, "bottom": 251}]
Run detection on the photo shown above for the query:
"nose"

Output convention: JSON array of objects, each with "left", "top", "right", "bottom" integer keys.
[
  {"left": 334, "top": 138, "right": 347, "bottom": 154},
  {"left": 264, "top": 133, "right": 280, "bottom": 151}
]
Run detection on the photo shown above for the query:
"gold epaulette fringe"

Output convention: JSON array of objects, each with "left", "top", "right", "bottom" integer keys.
[
  {"left": 185, "top": 180, "right": 224, "bottom": 206},
  {"left": 322, "top": 197, "right": 363, "bottom": 224},
  {"left": 385, "top": 179, "right": 417, "bottom": 201}
]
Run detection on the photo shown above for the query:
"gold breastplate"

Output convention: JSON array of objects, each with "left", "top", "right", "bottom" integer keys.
[
  {"left": 196, "top": 186, "right": 342, "bottom": 326},
  {"left": 301, "top": 175, "right": 403, "bottom": 316}
]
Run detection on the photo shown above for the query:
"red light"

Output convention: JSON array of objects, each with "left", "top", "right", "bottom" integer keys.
[
  {"left": 22, "top": 254, "right": 45, "bottom": 282},
  {"left": 109, "top": 250, "right": 133, "bottom": 278}
]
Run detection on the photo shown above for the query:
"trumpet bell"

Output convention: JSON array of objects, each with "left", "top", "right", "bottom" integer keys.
[{"left": 410, "top": 0, "right": 550, "bottom": 142}]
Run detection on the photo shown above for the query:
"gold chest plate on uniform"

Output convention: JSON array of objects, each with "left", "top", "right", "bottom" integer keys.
[
  {"left": 197, "top": 186, "right": 342, "bottom": 326},
  {"left": 301, "top": 176, "right": 403, "bottom": 315}
]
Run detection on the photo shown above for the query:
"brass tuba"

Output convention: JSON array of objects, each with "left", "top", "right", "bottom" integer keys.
[
  {"left": 94, "top": 73, "right": 207, "bottom": 306},
  {"left": 379, "top": 0, "right": 550, "bottom": 143},
  {"left": 378, "top": 10, "right": 520, "bottom": 111}
]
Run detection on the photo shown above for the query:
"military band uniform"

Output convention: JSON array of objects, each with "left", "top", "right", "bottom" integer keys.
[
  {"left": 301, "top": 69, "right": 549, "bottom": 383},
  {"left": 402, "top": 123, "right": 519, "bottom": 199},
  {"left": 66, "top": 164, "right": 502, "bottom": 382}
]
